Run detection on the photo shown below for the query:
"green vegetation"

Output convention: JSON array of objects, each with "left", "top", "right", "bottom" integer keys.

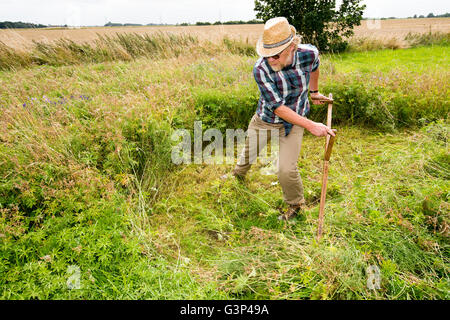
[
  {"left": 0, "top": 33, "right": 448, "bottom": 299},
  {"left": 310, "top": 45, "right": 449, "bottom": 130}
]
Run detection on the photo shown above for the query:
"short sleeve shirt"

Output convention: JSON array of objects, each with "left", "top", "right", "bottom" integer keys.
[{"left": 253, "top": 44, "right": 320, "bottom": 136}]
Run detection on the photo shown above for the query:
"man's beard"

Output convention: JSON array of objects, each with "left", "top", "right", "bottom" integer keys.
[
  {"left": 268, "top": 52, "right": 293, "bottom": 72},
  {"left": 270, "top": 63, "right": 284, "bottom": 72}
]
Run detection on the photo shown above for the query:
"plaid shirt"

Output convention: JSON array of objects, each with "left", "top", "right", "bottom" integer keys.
[{"left": 253, "top": 44, "right": 320, "bottom": 136}]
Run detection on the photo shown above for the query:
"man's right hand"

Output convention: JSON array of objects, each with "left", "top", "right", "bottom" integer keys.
[
  {"left": 307, "top": 122, "right": 336, "bottom": 137},
  {"left": 273, "top": 106, "right": 336, "bottom": 137}
]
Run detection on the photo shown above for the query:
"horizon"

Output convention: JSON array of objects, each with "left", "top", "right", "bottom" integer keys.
[
  {"left": 2, "top": 14, "right": 449, "bottom": 28},
  {"left": 0, "top": 0, "right": 449, "bottom": 27}
]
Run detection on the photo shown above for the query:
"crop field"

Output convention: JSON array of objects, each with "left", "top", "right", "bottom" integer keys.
[
  {"left": 1, "top": 18, "right": 449, "bottom": 49},
  {"left": 0, "top": 22, "right": 449, "bottom": 299}
]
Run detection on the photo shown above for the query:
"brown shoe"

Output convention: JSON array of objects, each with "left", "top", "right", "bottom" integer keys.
[
  {"left": 231, "top": 170, "right": 246, "bottom": 183},
  {"left": 278, "top": 200, "right": 306, "bottom": 221}
]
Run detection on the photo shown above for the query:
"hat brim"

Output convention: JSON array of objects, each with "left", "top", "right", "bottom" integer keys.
[{"left": 256, "top": 26, "right": 300, "bottom": 58}]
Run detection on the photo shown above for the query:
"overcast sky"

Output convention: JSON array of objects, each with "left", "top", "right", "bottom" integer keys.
[{"left": 0, "top": 0, "right": 448, "bottom": 26}]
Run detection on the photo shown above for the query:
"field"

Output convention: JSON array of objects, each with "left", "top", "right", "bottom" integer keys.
[
  {"left": 1, "top": 18, "right": 450, "bottom": 49},
  {"left": 0, "top": 21, "right": 449, "bottom": 299}
]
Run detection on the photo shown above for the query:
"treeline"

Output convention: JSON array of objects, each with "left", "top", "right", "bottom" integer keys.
[
  {"left": 104, "top": 22, "right": 176, "bottom": 27},
  {"left": 191, "top": 19, "right": 264, "bottom": 26},
  {"left": 411, "top": 12, "right": 450, "bottom": 18},
  {"left": 363, "top": 12, "right": 450, "bottom": 20},
  {"left": 104, "top": 20, "right": 263, "bottom": 27},
  {"left": 0, "top": 21, "right": 47, "bottom": 29}
]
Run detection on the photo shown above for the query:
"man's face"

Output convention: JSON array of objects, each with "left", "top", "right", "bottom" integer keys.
[{"left": 266, "top": 44, "right": 295, "bottom": 72}]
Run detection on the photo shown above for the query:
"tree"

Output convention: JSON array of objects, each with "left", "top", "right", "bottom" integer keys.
[
  {"left": 427, "top": 13, "right": 435, "bottom": 18},
  {"left": 0, "top": 21, "right": 47, "bottom": 29},
  {"left": 254, "top": 0, "right": 366, "bottom": 52}
]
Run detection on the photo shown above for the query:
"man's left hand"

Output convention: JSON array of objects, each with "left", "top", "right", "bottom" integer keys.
[{"left": 311, "top": 92, "right": 333, "bottom": 105}]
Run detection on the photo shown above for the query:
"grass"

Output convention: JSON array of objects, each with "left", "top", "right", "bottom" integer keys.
[
  {"left": 327, "top": 45, "right": 449, "bottom": 73},
  {"left": 161, "top": 122, "right": 449, "bottom": 299},
  {"left": 0, "top": 35, "right": 449, "bottom": 299},
  {"left": 0, "top": 32, "right": 255, "bottom": 72}
]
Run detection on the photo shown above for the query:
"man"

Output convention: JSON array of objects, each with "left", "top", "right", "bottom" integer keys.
[{"left": 232, "top": 17, "right": 335, "bottom": 221}]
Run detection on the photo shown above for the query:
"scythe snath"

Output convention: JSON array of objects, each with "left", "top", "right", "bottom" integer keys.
[{"left": 316, "top": 93, "right": 337, "bottom": 241}]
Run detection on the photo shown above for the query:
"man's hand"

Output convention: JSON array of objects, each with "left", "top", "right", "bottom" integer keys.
[
  {"left": 274, "top": 105, "right": 336, "bottom": 137},
  {"left": 307, "top": 122, "right": 336, "bottom": 137},
  {"left": 311, "top": 92, "right": 333, "bottom": 105}
]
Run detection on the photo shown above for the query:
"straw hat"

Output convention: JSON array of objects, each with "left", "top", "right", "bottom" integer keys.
[{"left": 256, "top": 17, "right": 300, "bottom": 58}]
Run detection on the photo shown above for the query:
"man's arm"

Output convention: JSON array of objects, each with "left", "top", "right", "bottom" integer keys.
[
  {"left": 274, "top": 105, "right": 335, "bottom": 137},
  {"left": 274, "top": 64, "right": 335, "bottom": 137},
  {"left": 310, "top": 67, "right": 319, "bottom": 91},
  {"left": 310, "top": 67, "right": 332, "bottom": 103}
]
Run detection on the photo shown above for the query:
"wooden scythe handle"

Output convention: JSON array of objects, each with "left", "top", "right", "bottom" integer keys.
[
  {"left": 325, "top": 93, "right": 333, "bottom": 149},
  {"left": 317, "top": 93, "right": 335, "bottom": 241},
  {"left": 324, "top": 135, "right": 336, "bottom": 161}
]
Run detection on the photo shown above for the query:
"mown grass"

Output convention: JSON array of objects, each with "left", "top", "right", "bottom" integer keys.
[
  {"left": 153, "top": 122, "right": 448, "bottom": 300},
  {"left": 0, "top": 34, "right": 448, "bottom": 299}
]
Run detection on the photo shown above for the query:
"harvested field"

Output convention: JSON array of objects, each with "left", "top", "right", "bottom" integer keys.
[{"left": 1, "top": 18, "right": 449, "bottom": 49}]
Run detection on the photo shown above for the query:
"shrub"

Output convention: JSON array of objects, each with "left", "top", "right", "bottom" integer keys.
[
  {"left": 309, "top": 77, "right": 448, "bottom": 130},
  {"left": 193, "top": 87, "right": 259, "bottom": 132}
]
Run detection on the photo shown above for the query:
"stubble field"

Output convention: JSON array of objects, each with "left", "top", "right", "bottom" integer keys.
[{"left": 1, "top": 18, "right": 450, "bottom": 49}]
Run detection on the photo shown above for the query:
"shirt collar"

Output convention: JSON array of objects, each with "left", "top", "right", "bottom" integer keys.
[{"left": 290, "top": 48, "right": 298, "bottom": 67}]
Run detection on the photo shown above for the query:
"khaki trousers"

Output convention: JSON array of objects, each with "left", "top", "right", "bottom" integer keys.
[{"left": 232, "top": 113, "right": 305, "bottom": 205}]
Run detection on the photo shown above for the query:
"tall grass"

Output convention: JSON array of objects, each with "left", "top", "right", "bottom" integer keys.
[
  {"left": 347, "top": 37, "right": 403, "bottom": 52},
  {"left": 405, "top": 31, "right": 450, "bottom": 47},
  {"left": 2, "top": 31, "right": 448, "bottom": 72},
  {"left": 0, "top": 75, "right": 224, "bottom": 299},
  {"left": 0, "top": 32, "right": 255, "bottom": 71},
  {"left": 347, "top": 31, "right": 450, "bottom": 52}
]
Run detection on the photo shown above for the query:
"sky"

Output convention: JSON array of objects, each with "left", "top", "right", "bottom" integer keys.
[{"left": 0, "top": 0, "right": 448, "bottom": 26}]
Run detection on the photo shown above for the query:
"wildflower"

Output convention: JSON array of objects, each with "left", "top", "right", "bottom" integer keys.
[{"left": 40, "top": 255, "right": 52, "bottom": 262}]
